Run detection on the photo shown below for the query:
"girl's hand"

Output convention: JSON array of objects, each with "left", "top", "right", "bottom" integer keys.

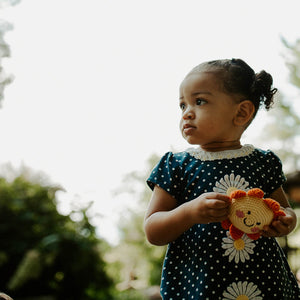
[
  {"left": 145, "top": 188, "right": 231, "bottom": 245},
  {"left": 188, "top": 192, "right": 230, "bottom": 224},
  {"left": 261, "top": 207, "right": 296, "bottom": 237}
]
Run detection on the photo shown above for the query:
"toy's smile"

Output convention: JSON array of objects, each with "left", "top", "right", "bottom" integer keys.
[{"left": 243, "top": 218, "right": 254, "bottom": 227}]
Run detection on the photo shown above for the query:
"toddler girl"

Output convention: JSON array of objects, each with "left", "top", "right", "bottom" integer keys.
[{"left": 145, "top": 58, "right": 300, "bottom": 299}]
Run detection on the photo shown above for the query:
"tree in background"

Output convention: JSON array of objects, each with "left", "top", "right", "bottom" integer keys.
[
  {"left": 260, "top": 37, "right": 300, "bottom": 272},
  {"left": 0, "top": 0, "right": 18, "bottom": 105},
  {"left": 107, "top": 154, "right": 165, "bottom": 299},
  {"left": 282, "top": 38, "right": 300, "bottom": 89},
  {"left": 261, "top": 38, "right": 300, "bottom": 172},
  {"left": 0, "top": 169, "right": 112, "bottom": 300}
]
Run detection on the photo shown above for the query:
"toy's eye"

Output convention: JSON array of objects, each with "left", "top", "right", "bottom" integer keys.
[
  {"left": 256, "top": 222, "right": 261, "bottom": 225},
  {"left": 247, "top": 211, "right": 251, "bottom": 215}
]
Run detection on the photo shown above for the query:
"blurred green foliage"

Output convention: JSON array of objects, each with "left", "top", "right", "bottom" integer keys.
[
  {"left": 281, "top": 37, "right": 300, "bottom": 89},
  {"left": 106, "top": 154, "right": 165, "bottom": 298},
  {"left": 275, "top": 38, "right": 300, "bottom": 274},
  {"left": 0, "top": 174, "right": 112, "bottom": 300},
  {"left": 0, "top": 1, "right": 15, "bottom": 105},
  {"left": 262, "top": 38, "right": 300, "bottom": 171}
]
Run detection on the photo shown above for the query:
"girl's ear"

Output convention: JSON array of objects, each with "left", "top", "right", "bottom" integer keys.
[{"left": 234, "top": 100, "right": 255, "bottom": 126}]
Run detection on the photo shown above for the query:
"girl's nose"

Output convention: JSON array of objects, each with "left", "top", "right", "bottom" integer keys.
[{"left": 182, "top": 108, "right": 194, "bottom": 120}]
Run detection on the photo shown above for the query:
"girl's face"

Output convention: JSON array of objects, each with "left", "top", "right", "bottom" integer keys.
[{"left": 179, "top": 71, "right": 243, "bottom": 151}]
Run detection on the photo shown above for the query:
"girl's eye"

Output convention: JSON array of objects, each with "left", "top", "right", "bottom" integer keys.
[
  {"left": 196, "top": 98, "right": 206, "bottom": 105},
  {"left": 179, "top": 103, "right": 186, "bottom": 110}
]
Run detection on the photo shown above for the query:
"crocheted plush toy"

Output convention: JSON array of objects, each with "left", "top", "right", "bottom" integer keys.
[{"left": 221, "top": 188, "right": 286, "bottom": 240}]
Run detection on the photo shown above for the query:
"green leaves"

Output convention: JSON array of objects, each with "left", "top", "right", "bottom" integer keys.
[{"left": 0, "top": 174, "right": 112, "bottom": 299}]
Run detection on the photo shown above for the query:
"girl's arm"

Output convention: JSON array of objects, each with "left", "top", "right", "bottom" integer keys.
[
  {"left": 144, "top": 186, "right": 193, "bottom": 246},
  {"left": 262, "top": 186, "right": 297, "bottom": 237},
  {"left": 144, "top": 185, "right": 230, "bottom": 246}
]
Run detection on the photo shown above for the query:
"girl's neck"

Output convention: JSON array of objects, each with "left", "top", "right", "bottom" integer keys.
[{"left": 200, "top": 140, "right": 242, "bottom": 152}]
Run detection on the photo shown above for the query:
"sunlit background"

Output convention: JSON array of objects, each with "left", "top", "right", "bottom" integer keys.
[{"left": 1, "top": 0, "right": 300, "bottom": 247}]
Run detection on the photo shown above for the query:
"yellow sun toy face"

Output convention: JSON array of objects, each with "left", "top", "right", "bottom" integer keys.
[
  {"left": 221, "top": 188, "right": 285, "bottom": 240},
  {"left": 230, "top": 192, "right": 273, "bottom": 234}
]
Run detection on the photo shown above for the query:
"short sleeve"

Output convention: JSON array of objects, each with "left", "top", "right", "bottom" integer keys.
[
  {"left": 264, "top": 150, "right": 286, "bottom": 195},
  {"left": 147, "top": 152, "right": 183, "bottom": 199}
]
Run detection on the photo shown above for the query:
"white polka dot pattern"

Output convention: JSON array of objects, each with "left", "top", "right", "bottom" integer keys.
[{"left": 147, "top": 146, "right": 300, "bottom": 299}]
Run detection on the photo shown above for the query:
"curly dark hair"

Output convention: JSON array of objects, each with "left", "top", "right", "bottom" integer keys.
[{"left": 189, "top": 58, "right": 277, "bottom": 117}]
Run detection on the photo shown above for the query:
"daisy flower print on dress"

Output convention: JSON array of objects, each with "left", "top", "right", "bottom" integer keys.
[
  {"left": 222, "top": 281, "right": 262, "bottom": 300},
  {"left": 222, "top": 231, "right": 255, "bottom": 263},
  {"left": 213, "top": 174, "right": 249, "bottom": 196}
]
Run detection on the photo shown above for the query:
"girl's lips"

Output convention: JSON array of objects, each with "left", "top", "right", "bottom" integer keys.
[
  {"left": 183, "top": 124, "right": 194, "bottom": 129},
  {"left": 183, "top": 124, "right": 196, "bottom": 134}
]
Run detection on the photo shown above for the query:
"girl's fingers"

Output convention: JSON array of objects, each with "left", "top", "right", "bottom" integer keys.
[
  {"left": 205, "top": 192, "right": 230, "bottom": 201},
  {"left": 209, "top": 209, "right": 228, "bottom": 218},
  {"left": 278, "top": 215, "right": 293, "bottom": 226},
  {"left": 273, "top": 221, "right": 290, "bottom": 235},
  {"left": 262, "top": 226, "right": 279, "bottom": 237},
  {"left": 206, "top": 198, "right": 230, "bottom": 209},
  {"left": 262, "top": 220, "right": 290, "bottom": 237}
]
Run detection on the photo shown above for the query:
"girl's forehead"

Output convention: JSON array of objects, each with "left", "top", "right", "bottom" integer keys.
[{"left": 179, "top": 71, "right": 222, "bottom": 93}]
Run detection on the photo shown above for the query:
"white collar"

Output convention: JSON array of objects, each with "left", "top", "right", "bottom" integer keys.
[{"left": 186, "top": 144, "right": 255, "bottom": 161}]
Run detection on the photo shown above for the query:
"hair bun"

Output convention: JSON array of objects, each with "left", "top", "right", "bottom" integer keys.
[{"left": 251, "top": 71, "right": 277, "bottom": 110}]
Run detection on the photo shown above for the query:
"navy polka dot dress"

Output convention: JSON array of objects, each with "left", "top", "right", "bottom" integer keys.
[{"left": 147, "top": 145, "right": 300, "bottom": 300}]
